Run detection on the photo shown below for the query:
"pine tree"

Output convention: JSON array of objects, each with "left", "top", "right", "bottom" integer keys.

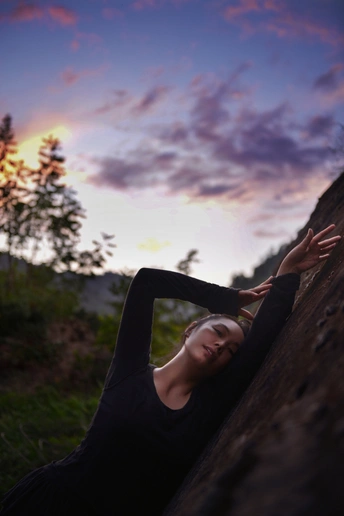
[
  {"left": 0, "top": 114, "right": 30, "bottom": 274},
  {"left": 0, "top": 117, "right": 115, "bottom": 276}
]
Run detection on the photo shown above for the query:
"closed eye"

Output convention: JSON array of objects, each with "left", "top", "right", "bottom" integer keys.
[{"left": 213, "top": 327, "right": 222, "bottom": 336}]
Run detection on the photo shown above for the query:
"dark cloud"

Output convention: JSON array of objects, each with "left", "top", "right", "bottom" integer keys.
[
  {"left": 88, "top": 68, "right": 334, "bottom": 205},
  {"left": 190, "top": 83, "right": 231, "bottom": 142},
  {"left": 93, "top": 90, "right": 133, "bottom": 115},
  {"left": 154, "top": 152, "right": 178, "bottom": 167},
  {"left": 313, "top": 65, "right": 343, "bottom": 92},
  {"left": 92, "top": 86, "right": 170, "bottom": 117},
  {"left": 158, "top": 122, "right": 190, "bottom": 145},
  {"left": 189, "top": 65, "right": 251, "bottom": 142},
  {"left": 304, "top": 115, "right": 335, "bottom": 139},
  {"left": 88, "top": 156, "right": 153, "bottom": 190},
  {"left": 212, "top": 103, "right": 330, "bottom": 171},
  {"left": 132, "top": 86, "right": 170, "bottom": 116},
  {"left": 197, "top": 183, "right": 239, "bottom": 197}
]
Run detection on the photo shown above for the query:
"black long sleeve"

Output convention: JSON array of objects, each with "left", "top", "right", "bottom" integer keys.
[
  {"left": 211, "top": 272, "right": 300, "bottom": 415},
  {"left": 104, "top": 268, "right": 240, "bottom": 388}
]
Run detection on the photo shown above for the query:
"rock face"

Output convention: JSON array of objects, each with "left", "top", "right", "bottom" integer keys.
[{"left": 165, "top": 172, "right": 344, "bottom": 516}]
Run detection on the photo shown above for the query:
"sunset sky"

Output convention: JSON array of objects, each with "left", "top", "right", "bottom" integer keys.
[{"left": 1, "top": 0, "right": 343, "bottom": 285}]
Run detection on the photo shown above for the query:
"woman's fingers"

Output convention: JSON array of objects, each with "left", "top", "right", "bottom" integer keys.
[
  {"left": 255, "top": 288, "right": 271, "bottom": 299},
  {"left": 238, "top": 308, "right": 254, "bottom": 321},
  {"left": 318, "top": 236, "right": 341, "bottom": 247},
  {"left": 260, "top": 275, "right": 274, "bottom": 285},
  {"left": 300, "top": 228, "right": 313, "bottom": 248},
  {"left": 319, "top": 242, "right": 339, "bottom": 253},
  {"left": 312, "top": 224, "right": 336, "bottom": 243},
  {"left": 251, "top": 283, "right": 272, "bottom": 293}
]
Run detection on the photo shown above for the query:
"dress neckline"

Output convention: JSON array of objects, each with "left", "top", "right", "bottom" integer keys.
[{"left": 149, "top": 364, "right": 196, "bottom": 413}]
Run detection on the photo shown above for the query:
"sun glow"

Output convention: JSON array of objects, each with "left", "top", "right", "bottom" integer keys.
[{"left": 17, "top": 125, "right": 72, "bottom": 168}]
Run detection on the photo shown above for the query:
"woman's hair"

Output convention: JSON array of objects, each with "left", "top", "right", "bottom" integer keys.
[{"left": 182, "top": 313, "right": 251, "bottom": 344}]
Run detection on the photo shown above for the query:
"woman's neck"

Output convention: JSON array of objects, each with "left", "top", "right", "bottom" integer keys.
[{"left": 153, "top": 349, "right": 203, "bottom": 409}]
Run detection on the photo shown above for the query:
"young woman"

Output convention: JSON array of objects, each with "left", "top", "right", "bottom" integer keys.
[{"left": 1, "top": 225, "right": 340, "bottom": 516}]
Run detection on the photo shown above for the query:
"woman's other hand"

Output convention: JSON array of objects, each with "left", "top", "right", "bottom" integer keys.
[
  {"left": 238, "top": 277, "right": 273, "bottom": 320},
  {"left": 277, "top": 224, "right": 341, "bottom": 276}
]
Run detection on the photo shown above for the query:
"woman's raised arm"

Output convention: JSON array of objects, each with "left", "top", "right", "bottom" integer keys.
[
  {"left": 213, "top": 224, "right": 341, "bottom": 414},
  {"left": 104, "top": 268, "right": 242, "bottom": 387}
]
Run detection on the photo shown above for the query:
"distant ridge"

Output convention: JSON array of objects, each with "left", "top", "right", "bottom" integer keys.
[{"left": 0, "top": 252, "right": 122, "bottom": 315}]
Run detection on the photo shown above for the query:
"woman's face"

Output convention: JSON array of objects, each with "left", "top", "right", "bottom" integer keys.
[{"left": 184, "top": 317, "right": 244, "bottom": 376}]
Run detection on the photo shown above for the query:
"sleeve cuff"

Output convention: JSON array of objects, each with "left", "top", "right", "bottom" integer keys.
[{"left": 272, "top": 272, "right": 300, "bottom": 291}]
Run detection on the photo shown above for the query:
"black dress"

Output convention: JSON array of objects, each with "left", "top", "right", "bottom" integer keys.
[{"left": 1, "top": 268, "right": 300, "bottom": 515}]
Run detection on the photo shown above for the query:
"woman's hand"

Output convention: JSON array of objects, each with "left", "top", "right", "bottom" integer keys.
[
  {"left": 238, "top": 277, "right": 273, "bottom": 320},
  {"left": 277, "top": 224, "right": 341, "bottom": 276}
]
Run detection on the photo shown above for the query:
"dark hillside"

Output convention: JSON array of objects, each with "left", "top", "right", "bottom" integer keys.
[{"left": 165, "top": 172, "right": 344, "bottom": 516}]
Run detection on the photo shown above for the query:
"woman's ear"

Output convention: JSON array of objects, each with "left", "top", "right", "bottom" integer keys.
[{"left": 184, "top": 321, "right": 198, "bottom": 339}]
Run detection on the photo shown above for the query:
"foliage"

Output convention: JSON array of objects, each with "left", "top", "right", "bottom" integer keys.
[
  {"left": 95, "top": 314, "right": 118, "bottom": 351},
  {"left": 176, "top": 248, "right": 200, "bottom": 276},
  {"left": 0, "top": 265, "right": 79, "bottom": 368},
  {"left": 0, "top": 115, "right": 116, "bottom": 276},
  {"left": 0, "top": 386, "right": 100, "bottom": 496},
  {"left": 231, "top": 244, "right": 289, "bottom": 290},
  {"left": 0, "top": 114, "right": 30, "bottom": 266}
]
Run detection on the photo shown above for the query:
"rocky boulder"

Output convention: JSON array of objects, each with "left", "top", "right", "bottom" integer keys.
[{"left": 165, "top": 172, "right": 344, "bottom": 516}]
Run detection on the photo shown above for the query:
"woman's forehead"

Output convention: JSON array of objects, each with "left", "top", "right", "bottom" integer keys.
[{"left": 212, "top": 317, "right": 243, "bottom": 336}]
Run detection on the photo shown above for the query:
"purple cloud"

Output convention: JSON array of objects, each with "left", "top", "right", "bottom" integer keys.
[
  {"left": 132, "top": 86, "right": 170, "bottom": 116},
  {"left": 87, "top": 64, "right": 335, "bottom": 209},
  {"left": 93, "top": 89, "right": 132, "bottom": 115},
  {"left": 212, "top": 103, "right": 330, "bottom": 171},
  {"left": 88, "top": 156, "right": 153, "bottom": 190},
  {"left": 189, "top": 65, "right": 251, "bottom": 142},
  {"left": 304, "top": 115, "right": 335, "bottom": 139},
  {"left": 157, "top": 122, "right": 190, "bottom": 145},
  {"left": 313, "top": 64, "right": 344, "bottom": 92}
]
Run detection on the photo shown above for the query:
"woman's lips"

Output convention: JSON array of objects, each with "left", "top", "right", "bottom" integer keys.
[{"left": 203, "top": 345, "right": 215, "bottom": 357}]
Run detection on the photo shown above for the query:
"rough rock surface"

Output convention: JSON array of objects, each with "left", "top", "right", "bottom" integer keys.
[{"left": 165, "top": 172, "right": 344, "bottom": 516}]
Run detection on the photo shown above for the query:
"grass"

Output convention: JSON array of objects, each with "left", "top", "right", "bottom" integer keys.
[{"left": 0, "top": 385, "right": 101, "bottom": 496}]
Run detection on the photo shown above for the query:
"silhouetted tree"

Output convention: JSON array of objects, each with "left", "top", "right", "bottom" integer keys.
[
  {"left": 0, "top": 114, "right": 30, "bottom": 277},
  {"left": 0, "top": 116, "right": 115, "bottom": 276},
  {"left": 176, "top": 249, "right": 200, "bottom": 276}
]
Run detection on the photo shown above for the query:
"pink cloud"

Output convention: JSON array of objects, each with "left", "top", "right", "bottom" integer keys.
[
  {"left": 9, "top": 3, "right": 44, "bottom": 22},
  {"left": 61, "top": 67, "right": 79, "bottom": 86},
  {"left": 60, "top": 64, "right": 109, "bottom": 87},
  {"left": 70, "top": 31, "right": 104, "bottom": 52},
  {"left": 70, "top": 39, "right": 80, "bottom": 51},
  {"left": 222, "top": 1, "right": 344, "bottom": 47},
  {"left": 132, "top": 0, "right": 157, "bottom": 10},
  {"left": 266, "top": 13, "right": 344, "bottom": 47},
  {"left": 48, "top": 5, "right": 77, "bottom": 26},
  {"left": 223, "top": 0, "right": 260, "bottom": 20},
  {"left": 102, "top": 7, "right": 124, "bottom": 20},
  {"left": 131, "top": 0, "right": 193, "bottom": 10},
  {"left": 0, "top": 3, "right": 78, "bottom": 27}
]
